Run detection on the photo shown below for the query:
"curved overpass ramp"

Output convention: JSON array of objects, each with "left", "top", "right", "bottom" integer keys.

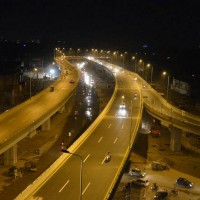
[
  {"left": 136, "top": 75, "right": 200, "bottom": 135},
  {"left": 0, "top": 58, "right": 80, "bottom": 158},
  {"left": 15, "top": 56, "right": 200, "bottom": 200},
  {"left": 15, "top": 58, "right": 143, "bottom": 200}
]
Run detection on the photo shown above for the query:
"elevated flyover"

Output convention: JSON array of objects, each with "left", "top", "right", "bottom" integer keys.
[
  {"left": 15, "top": 57, "right": 143, "bottom": 200},
  {"left": 13, "top": 56, "right": 200, "bottom": 199},
  {"left": 0, "top": 58, "right": 80, "bottom": 165},
  {"left": 127, "top": 71, "right": 200, "bottom": 151}
]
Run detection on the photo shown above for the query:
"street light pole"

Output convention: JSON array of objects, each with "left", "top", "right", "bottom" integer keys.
[
  {"left": 130, "top": 99, "right": 133, "bottom": 149},
  {"left": 120, "top": 54, "right": 124, "bottom": 67},
  {"left": 30, "top": 76, "right": 32, "bottom": 99},
  {"left": 61, "top": 150, "right": 83, "bottom": 200},
  {"left": 150, "top": 66, "right": 153, "bottom": 84},
  {"left": 166, "top": 75, "right": 170, "bottom": 101},
  {"left": 132, "top": 56, "right": 137, "bottom": 73},
  {"left": 162, "top": 71, "right": 170, "bottom": 101}
]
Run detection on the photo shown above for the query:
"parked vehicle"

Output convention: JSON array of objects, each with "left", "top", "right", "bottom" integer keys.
[
  {"left": 152, "top": 161, "right": 169, "bottom": 170},
  {"left": 171, "top": 188, "right": 178, "bottom": 196},
  {"left": 24, "top": 161, "right": 37, "bottom": 172},
  {"left": 154, "top": 189, "right": 168, "bottom": 199},
  {"left": 129, "top": 167, "right": 146, "bottom": 177},
  {"left": 8, "top": 166, "right": 18, "bottom": 177},
  {"left": 131, "top": 178, "right": 149, "bottom": 187},
  {"left": 176, "top": 177, "right": 193, "bottom": 188}
]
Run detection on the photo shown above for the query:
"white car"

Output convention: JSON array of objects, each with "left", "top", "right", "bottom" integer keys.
[
  {"left": 119, "top": 102, "right": 126, "bottom": 109},
  {"left": 129, "top": 167, "right": 146, "bottom": 177},
  {"left": 131, "top": 178, "right": 149, "bottom": 187},
  {"left": 134, "top": 93, "right": 138, "bottom": 97}
]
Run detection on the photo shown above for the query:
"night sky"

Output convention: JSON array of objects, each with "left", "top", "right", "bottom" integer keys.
[
  {"left": 0, "top": 0, "right": 200, "bottom": 82},
  {"left": 1, "top": 0, "right": 200, "bottom": 48}
]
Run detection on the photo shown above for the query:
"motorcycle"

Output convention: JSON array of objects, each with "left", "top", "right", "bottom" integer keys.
[
  {"left": 105, "top": 152, "right": 111, "bottom": 163},
  {"left": 171, "top": 188, "right": 178, "bottom": 195},
  {"left": 151, "top": 183, "right": 159, "bottom": 191}
]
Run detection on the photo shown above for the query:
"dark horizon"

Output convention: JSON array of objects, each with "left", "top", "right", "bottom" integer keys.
[{"left": 0, "top": 0, "right": 200, "bottom": 93}]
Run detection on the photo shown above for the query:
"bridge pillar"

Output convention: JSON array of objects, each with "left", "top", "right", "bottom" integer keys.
[
  {"left": 4, "top": 145, "right": 17, "bottom": 166},
  {"left": 41, "top": 118, "right": 50, "bottom": 131},
  {"left": 169, "top": 125, "right": 182, "bottom": 152},
  {"left": 58, "top": 105, "right": 65, "bottom": 114},
  {"left": 28, "top": 129, "right": 37, "bottom": 138}
]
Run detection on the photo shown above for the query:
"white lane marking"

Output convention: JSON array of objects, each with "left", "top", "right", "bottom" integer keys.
[
  {"left": 8, "top": 118, "right": 15, "bottom": 123},
  {"left": 83, "top": 154, "right": 90, "bottom": 163},
  {"left": 82, "top": 182, "right": 91, "bottom": 195},
  {"left": 98, "top": 137, "right": 103, "bottom": 143},
  {"left": 121, "top": 124, "right": 124, "bottom": 129},
  {"left": 59, "top": 180, "right": 70, "bottom": 193},
  {"left": 108, "top": 124, "right": 111, "bottom": 128},
  {"left": 113, "top": 138, "right": 118, "bottom": 144}
]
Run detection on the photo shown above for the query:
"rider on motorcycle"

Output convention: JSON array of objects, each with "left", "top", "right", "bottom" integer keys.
[{"left": 105, "top": 152, "right": 111, "bottom": 161}]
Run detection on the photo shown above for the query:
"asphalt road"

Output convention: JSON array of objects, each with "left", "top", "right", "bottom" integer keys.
[{"left": 31, "top": 63, "right": 143, "bottom": 200}]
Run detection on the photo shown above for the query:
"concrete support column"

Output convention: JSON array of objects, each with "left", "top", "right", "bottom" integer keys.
[
  {"left": 41, "top": 118, "right": 50, "bottom": 131},
  {"left": 4, "top": 145, "right": 17, "bottom": 166},
  {"left": 58, "top": 105, "right": 65, "bottom": 114},
  {"left": 28, "top": 129, "right": 37, "bottom": 138},
  {"left": 169, "top": 125, "right": 182, "bottom": 152}
]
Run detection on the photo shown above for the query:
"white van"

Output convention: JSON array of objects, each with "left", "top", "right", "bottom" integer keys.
[{"left": 129, "top": 167, "right": 146, "bottom": 177}]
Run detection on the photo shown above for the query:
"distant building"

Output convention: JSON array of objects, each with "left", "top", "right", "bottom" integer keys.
[{"left": 171, "top": 77, "right": 190, "bottom": 96}]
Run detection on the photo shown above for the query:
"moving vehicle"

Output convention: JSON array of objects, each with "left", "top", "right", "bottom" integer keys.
[
  {"left": 176, "top": 177, "right": 193, "bottom": 188},
  {"left": 105, "top": 152, "right": 111, "bottom": 163},
  {"left": 119, "top": 102, "right": 126, "bottom": 109},
  {"left": 151, "top": 182, "right": 159, "bottom": 191},
  {"left": 131, "top": 178, "right": 149, "bottom": 187},
  {"left": 150, "top": 118, "right": 161, "bottom": 137},
  {"left": 129, "top": 167, "right": 146, "bottom": 177},
  {"left": 50, "top": 86, "right": 54, "bottom": 92},
  {"left": 150, "top": 125, "right": 160, "bottom": 137}
]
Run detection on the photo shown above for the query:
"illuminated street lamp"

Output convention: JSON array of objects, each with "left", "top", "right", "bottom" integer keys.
[
  {"left": 77, "top": 48, "right": 80, "bottom": 56},
  {"left": 120, "top": 52, "right": 128, "bottom": 67},
  {"left": 132, "top": 56, "right": 137, "bottom": 72},
  {"left": 162, "top": 71, "right": 170, "bottom": 101},
  {"left": 139, "top": 59, "right": 144, "bottom": 78},
  {"left": 120, "top": 54, "right": 124, "bottom": 67},
  {"left": 146, "top": 63, "right": 153, "bottom": 83},
  {"left": 61, "top": 150, "right": 83, "bottom": 200},
  {"left": 30, "top": 68, "right": 38, "bottom": 99}
]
